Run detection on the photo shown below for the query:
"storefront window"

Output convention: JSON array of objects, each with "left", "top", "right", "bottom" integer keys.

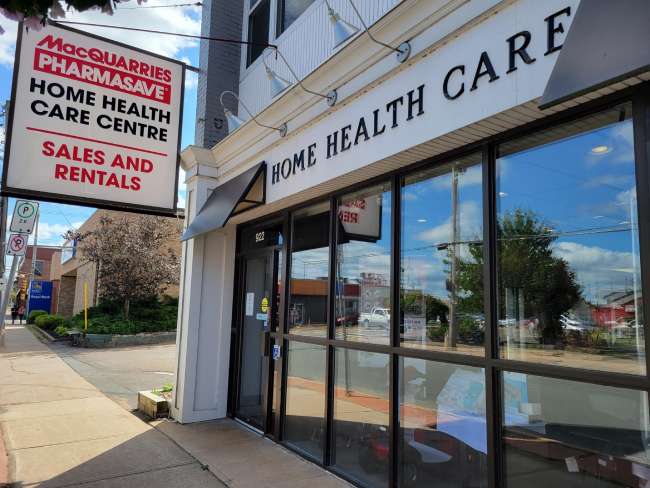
[
  {"left": 289, "top": 202, "right": 330, "bottom": 337},
  {"left": 277, "top": 0, "right": 315, "bottom": 35},
  {"left": 502, "top": 372, "right": 650, "bottom": 487},
  {"left": 400, "top": 154, "right": 484, "bottom": 355},
  {"left": 497, "top": 103, "right": 645, "bottom": 375},
  {"left": 332, "top": 348, "right": 389, "bottom": 488},
  {"left": 399, "top": 358, "right": 487, "bottom": 487},
  {"left": 284, "top": 341, "right": 326, "bottom": 461},
  {"left": 335, "top": 182, "right": 392, "bottom": 345}
]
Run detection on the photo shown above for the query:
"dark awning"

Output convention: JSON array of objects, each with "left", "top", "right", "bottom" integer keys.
[
  {"left": 539, "top": 0, "right": 650, "bottom": 110},
  {"left": 181, "top": 162, "right": 266, "bottom": 241}
]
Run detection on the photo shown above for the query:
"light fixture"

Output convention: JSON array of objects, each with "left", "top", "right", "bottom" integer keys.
[
  {"left": 325, "top": 0, "right": 411, "bottom": 63},
  {"left": 219, "top": 91, "right": 287, "bottom": 137},
  {"left": 263, "top": 56, "right": 292, "bottom": 98},
  {"left": 499, "top": 191, "right": 508, "bottom": 197},
  {"left": 591, "top": 145, "right": 611, "bottom": 155},
  {"left": 417, "top": 218, "right": 427, "bottom": 223},
  {"left": 264, "top": 47, "right": 338, "bottom": 106},
  {"left": 324, "top": 0, "right": 360, "bottom": 48}
]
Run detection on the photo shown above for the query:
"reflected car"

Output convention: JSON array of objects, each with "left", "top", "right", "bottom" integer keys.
[
  {"left": 559, "top": 314, "right": 597, "bottom": 333},
  {"left": 357, "top": 422, "right": 485, "bottom": 487}
]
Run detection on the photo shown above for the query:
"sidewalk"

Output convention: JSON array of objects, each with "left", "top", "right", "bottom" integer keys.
[
  {"left": 0, "top": 324, "right": 222, "bottom": 487},
  {"left": 0, "top": 324, "right": 351, "bottom": 488}
]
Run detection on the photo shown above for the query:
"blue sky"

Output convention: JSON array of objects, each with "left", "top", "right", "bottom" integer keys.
[{"left": 0, "top": 4, "right": 201, "bottom": 249}]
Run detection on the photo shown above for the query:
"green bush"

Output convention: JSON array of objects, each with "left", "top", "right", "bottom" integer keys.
[
  {"left": 27, "top": 309, "right": 48, "bottom": 324},
  {"left": 69, "top": 297, "right": 178, "bottom": 335},
  {"left": 35, "top": 314, "right": 67, "bottom": 331},
  {"left": 54, "top": 325, "right": 69, "bottom": 336}
]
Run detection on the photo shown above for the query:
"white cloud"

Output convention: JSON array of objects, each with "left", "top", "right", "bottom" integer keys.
[
  {"left": 0, "top": 16, "right": 17, "bottom": 66},
  {"left": 416, "top": 200, "right": 482, "bottom": 245},
  {"left": 0, "top": 2, "right": 201, "bottom": 67},
  {"left": 181, "top": 56, "right": 198, "bottom": 89},
  {"left": 30, "top": 220, "right": 82, "bottom": 245},
  {"left": 552, "top": 240, "right": 641, "bottom": 302}
]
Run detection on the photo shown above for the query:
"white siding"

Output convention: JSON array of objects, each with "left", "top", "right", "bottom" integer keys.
[{"left": 238, "top": 0, "right": 400, "bottom": 117}]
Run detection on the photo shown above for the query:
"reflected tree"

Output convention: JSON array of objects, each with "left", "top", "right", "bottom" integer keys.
[{"left": 457, "top": 209, "right": 582, "bottom": 342}]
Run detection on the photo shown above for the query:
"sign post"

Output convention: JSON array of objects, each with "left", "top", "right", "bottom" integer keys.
[{"left": 0, "top": 200, "right": 39, "bottom": 329}]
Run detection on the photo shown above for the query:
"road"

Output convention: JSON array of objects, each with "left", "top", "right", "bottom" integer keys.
[{"left": 49, "top": 341, "right": 177, "bottom": 411}]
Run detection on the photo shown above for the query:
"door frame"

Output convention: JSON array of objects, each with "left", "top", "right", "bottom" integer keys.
[{"left": 230, "top": 245, "right": 280, "bottom": 435}]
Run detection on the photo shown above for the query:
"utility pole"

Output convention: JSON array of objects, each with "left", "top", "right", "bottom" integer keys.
[
  {"left": 446, "top": 166, "right": 460, "bottom": 349},
  {"left": 26, "top": 213, "right": 40, "bottom": 315}
]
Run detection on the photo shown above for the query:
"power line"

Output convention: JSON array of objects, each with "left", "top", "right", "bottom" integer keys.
[
  {"left": 115, "top": 1, "right": 202, "bottom": 9},
  {"left": 49, "top": 19, "right": 278, "bottom": 50}
]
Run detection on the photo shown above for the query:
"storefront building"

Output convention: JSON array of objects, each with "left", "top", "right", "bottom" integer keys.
[{"left": 174, "top": 1, "right": 650, "bottom": 486}]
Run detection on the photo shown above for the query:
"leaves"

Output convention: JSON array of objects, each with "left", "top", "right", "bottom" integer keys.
[{"left": 75, "top": 214, "right": 181, "bottom": 318}]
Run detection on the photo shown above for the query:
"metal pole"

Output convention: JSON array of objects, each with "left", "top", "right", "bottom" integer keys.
[
  {"left": 446, "top": 166, "right": 459, "bottom": 349},
  {"left": 27, "top": 212, "right": 39, "bottom": 315},
  {"left": 0, "top": 256, "right": 20, "bottom": 330}
]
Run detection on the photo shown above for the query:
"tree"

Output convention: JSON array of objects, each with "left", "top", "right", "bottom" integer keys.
[
  {"left": 66, "top": 214, "right": 181, "bottom": 319},
  {"left": 456, "top": 208, "right": 582, "bottom": 342},
  {"left": 1, "top": 0, "right": 129, "bottom": 29}
]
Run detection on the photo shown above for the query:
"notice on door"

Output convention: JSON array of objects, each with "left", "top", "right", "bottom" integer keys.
[{"left": 245, "top": 292, "right": 254, "bottom": 316}]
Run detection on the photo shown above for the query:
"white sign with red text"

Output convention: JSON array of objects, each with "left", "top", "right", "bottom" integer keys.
[
  {"left": 2, "top": 23, "right": 183, "bottom": 213},
  {"left": 338, "top": 195, "right": 382, "bottom": 241}
]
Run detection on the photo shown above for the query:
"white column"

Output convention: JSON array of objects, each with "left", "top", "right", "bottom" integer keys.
[{"left": 172, "top": 146, "right": 237, "bottom": 423}]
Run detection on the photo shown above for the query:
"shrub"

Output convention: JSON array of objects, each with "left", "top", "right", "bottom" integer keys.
[
  {"left": 54, "top": 325, "right": 69, "bottom": 337},
  {"left": 68, "top": 296, "right": 178, "bottom": 335},
  {"left": 35, "top": 314, "right": 67, "bottom": 331},
  {"left": 28, "top": 309, "right": 48, "bottom": 324}
]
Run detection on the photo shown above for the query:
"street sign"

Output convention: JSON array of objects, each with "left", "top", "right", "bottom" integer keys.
[
  {"left": 10, "top": 200, "right": 39, "bottom": 234},
  {"left": 7, "top": 233, "right": 29, "bottom": 256}
]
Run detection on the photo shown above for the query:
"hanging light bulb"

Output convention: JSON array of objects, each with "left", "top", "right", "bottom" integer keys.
[
  {"left": 324, "top": 0, "right": 360, "bottom": 48},
  {"left": 263, "top": 47, "right": 338, "bottom": 106},
  {"left": 324, "top": 0, "right": 411, "bottom": 63},
  {"left": 263, "top": 57, "right": 292, "bottom": 98},
  {"left": 219, "top": 91, "right": 287, "bottom": 137},
  {"left": 223, "top": 107, "right": 244, "bottom": 134}
]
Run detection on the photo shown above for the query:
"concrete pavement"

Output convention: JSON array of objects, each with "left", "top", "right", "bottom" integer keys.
[
  {"left": 0, "top": 324, "right": 223, "bottom": 487},
  {"left": 49, "top": 341, "right": 177, "bottom": 411}
]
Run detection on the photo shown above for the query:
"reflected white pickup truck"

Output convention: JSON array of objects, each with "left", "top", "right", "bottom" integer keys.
[{"left": 359, "top": 307, "right": 391, "bottom": 328}]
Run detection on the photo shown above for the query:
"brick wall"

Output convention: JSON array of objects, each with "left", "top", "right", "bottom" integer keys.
[
  {"left": 195, "top": 0, "right": 244, "bottom": 148},
  {"left": 58, "top": 275, "right": 76, "bottom": 318}
]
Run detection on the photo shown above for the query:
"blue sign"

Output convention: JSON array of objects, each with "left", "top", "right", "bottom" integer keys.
[
  {"left": 272, "top": 344, "right": 281, "bottom": 360},
  {"left": 28, "top": 280, "right": 53, "bottom": 314}
]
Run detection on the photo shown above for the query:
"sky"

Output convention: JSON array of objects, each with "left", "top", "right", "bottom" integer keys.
[{"left": 0, "top": 2, "right": 201, "bottom": 252}]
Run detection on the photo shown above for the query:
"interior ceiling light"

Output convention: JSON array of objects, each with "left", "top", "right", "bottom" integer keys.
[
  {"left": 264, "top": 47, "right": 337, "bottom": 106},
  {"left": 219, "top": 91, "right": 287, "bottom": 137},
  {"left": 591, "top": 145, "right": 611, "bottom": 154},
  {"left": 417, "top": 218, "right": 427, "bottom": 223},
  {"left": 325, "top": 0, "right": 411, "bottom": 63}
]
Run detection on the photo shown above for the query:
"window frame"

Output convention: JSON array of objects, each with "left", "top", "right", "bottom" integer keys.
[{"left": 231, "top": 83, "right": 650, "bottom": 488}]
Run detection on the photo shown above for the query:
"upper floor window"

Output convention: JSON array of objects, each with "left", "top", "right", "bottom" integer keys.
[
  {"left": 247, "top": 0, "right": 271, "bottom": 66},
  {"left": 277, "top": 0, "right": 315, "bottom": 35}
]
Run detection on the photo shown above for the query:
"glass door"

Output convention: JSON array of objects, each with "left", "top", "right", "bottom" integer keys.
[{"left": 235, "top": 249, "right": 277, "bottom": 432}]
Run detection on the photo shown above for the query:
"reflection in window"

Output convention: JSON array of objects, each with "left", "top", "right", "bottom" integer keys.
[
  {"left": 503, "top": 372, "right": 650, "bottom": 487},
  {"left": 335, "top": 183, "right": 392, "bottom": 345},
  {"left": 400, "top": 155, "right": 484, "bottom": 355},
  {"left": 289, "top": 202, "right": 330, "bottom": 336},
  {"left": 277, "top": 0, "right": 315, "bottom": 35},
  {"left": 247, "top": 0, "right": 270, "bottom": 66},
  {"left": 399, "top": 358, "right": 487, "bottom": 487},
  {"left": 333, "top": 349, "right": 389, "bottom": 488},
  {"left": 497, "top": 103, "right": 645, "bottom": 374},
  {"left": 284, "top": 341, "right": 326, "bottom": 461}
]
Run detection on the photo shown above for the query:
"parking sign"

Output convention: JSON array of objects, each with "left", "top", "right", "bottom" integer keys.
[{"left": 10, "top": 200, "right": 39, "bottom": 234}]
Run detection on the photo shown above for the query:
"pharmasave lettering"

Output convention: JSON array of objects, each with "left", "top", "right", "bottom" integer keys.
[{"left": 34, "top": 34, "right": 172, "bottom": 104}]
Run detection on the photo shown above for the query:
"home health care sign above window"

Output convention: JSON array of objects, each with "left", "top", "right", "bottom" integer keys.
[
  {"left": 2, "top": 22, "right": 184, "bottom": 215},
  {"left": 265, "top": 0, "right": 578, "bottom": 204}
]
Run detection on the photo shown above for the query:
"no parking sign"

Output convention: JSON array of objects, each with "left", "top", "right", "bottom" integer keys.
[{"left": 7, "top": 233, "right": 29, "bottom": 256}]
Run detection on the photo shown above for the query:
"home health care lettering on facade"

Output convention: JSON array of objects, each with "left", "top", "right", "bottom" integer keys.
[
  {"left": 265, "top": 0, "right": 576, "bottom": 204},
  {"left": 3, "top": 23, "right": 183, "bottom": 213}
]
